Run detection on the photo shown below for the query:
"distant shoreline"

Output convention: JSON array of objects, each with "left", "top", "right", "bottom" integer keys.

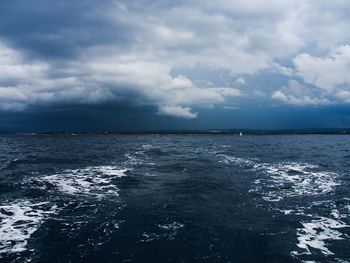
[{"left": 1, "top": 129, "right": 350, "bottom": 136}]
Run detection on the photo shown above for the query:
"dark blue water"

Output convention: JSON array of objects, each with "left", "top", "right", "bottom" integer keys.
[{"left": 0, "top": 135, "right": 349, "bottom": 262}]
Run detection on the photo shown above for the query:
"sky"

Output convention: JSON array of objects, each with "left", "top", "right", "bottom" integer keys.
[{"left": 1, "top": 0, "right": 350, "bottom": 131}]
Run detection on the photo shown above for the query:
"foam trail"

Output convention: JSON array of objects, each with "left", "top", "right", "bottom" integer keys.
[
  {"left": 253, "top": 162, "right": 339, "bottom": 198},
  {"left": 292, "top": 216, "right": 349, "bottom": 256},
  {"left": 217, "top": 154, "right": 256, "bottom": 167},
  {"left": 140, "top": 222, "right": 184, "bottom": 242},
  {"left": 99, "top": 166, "right": 128, "bottom": 177},
  {"left": 0, "top": 200, "right": 57, "bottom": 255},
  {"left": 38, "top": 165, "right": 129, "bottom": 198},
  {"left": 217, "top": 154, "right": 349, "bottom": 260},
  {"left": 219, "top": 153, "right": 339, "bottom": 199}
]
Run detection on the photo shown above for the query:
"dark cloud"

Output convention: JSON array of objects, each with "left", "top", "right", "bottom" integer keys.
[
  {"left": 2, "top": 102, "right": 350, "bottom": 132},
  {"left": 0, "top": 0, "right": 350, "bottom": 130},
  {"left": 0, "top": 0, "right": 136, "bottom": 60}
]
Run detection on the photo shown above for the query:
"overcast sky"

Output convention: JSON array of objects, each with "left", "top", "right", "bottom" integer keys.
[{"left": 1, "top": 0, "right": 350, "bottom": 131}]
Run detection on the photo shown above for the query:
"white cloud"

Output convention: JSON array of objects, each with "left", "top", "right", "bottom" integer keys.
[
  {"left": 157, "top": 105, "right": 197, "bottom": 119},
  {"left": 0, "top": 43, "right": 48, "bottom": 84},
  {"left": 272, "top": 89, "right": 330, "bottom": 106},
  {"left": 0, "top": 42, "right": 242, "bottom": 117},
  {"left": 336, "top": 90, "right": 350, "bottom": 103},
  {"left": 272, "top": 80, "right": 330, "bottom": 106},
  {"left": 2, "top": 1, "right": 350, "bottom": 116},
  {"left": 294, "top": 45, "right": 350, "bottom": 92},
  {"left": 273, "top": 45, "right": 350, "bottom": 106},
  {"left": 236, "top": 77, "right": 245, "bottom": 85}
]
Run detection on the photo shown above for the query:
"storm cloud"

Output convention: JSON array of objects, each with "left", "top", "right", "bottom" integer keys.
[{"left": 1, "top": 0, "right": 350, "bottom": 126}]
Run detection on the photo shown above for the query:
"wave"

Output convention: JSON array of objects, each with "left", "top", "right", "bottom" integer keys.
[
  {"left": 37, "top": 165, "right": 129, "bottom": 198},
  {"left": 291, "top": 216, "right": 349, "bottom": 257},
  {"left": 217, "top": 154, "right": 349, "bottom": 260},
  {"left": 1, "top": 164, "right": 129, "bottom": 257},
  {"left": 140, "top": 221, "right": 184, "bottom": 242},
  {"left": 217, "top": 154, "right": 339, "bottom": 199},
  {"left": 217, "top": 154, "right": 256, "bottom": 167},
  {"left": 251, "top": 162, "right": 339, "bottom": 200},
  {"left": 124, "top": 148, "right": 155, "bottom": 166},
  {"left": 0, "top": 200, "right": 57, "bottom": 255}
]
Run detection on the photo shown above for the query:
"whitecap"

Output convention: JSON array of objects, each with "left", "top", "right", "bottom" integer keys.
[
  {"left": 218, "top": 154, "right": 339, "bottom": 200},
  {"left": 291, "top": 216, "right": 349, "bottom": 256},
  {"left": 244, "top": 161, "right": 340, "bottom": 202},
  {"left": 124, "top": 150, "right": 155, "bottom": 166},
  {"left": 0, "top": 200, "right": 57, "bottom": 255},
  {"left": 141, "top": 144, "right": 153, "bottom": 149},
  {"left": 217, "top": 154, "right": 348, "bottom": 261},
  {"left": 38, "top": 165, "right": 129, "bottom": 198},
  {"left": 217, "top": 154, "right": 256, "bottom": 167},
  {"left": 158, "top": 222, "right": 184, "bottom": 240},
  {"left": 140, "top": 222, "right": 184, "bottom": 242},
  {"left": 98, "top": 166, "right": 128, "bottom": 177},
  {"left": 140, "top": 232, "right": 161, "bottom": 242},
  {"left": 158, "top": 222, "right": 184, "bottom": 231}
]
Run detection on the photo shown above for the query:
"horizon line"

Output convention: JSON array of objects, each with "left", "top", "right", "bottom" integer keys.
[{"left": 2, "top": 128, "right": 350, "bottom": 135}]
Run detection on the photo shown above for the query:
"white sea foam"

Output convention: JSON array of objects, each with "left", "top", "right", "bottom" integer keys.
[
  {"left": 158, "top": 222, "right": 184, "bottom": 231},
  {"left": 158, "top": 222, "right": 184, "bottom": 240},
  {"left": 140, "top": 232, "right": 161, "bottom": 242},
  {"left": 3, "top": 164, "right": 128, "bottom": 255},
  {"left": 124, "top": 149, "right": 155, "bottom": 166},
  {"left": 276, "top": 200, "right": 350, "bottom": 260},
  {"left": 218, "top": 154, "right": 348, "bottom": 260},
  {"left": 124, "top": 153, "right": 142, "bottom": 165},
  {"left": 252, "top": 162, "right": 339, "bottom": 199},
  {"left": 219, "top": 154, "right": 339, "bottom": 200},
  {"left": 141, "top": 144, "right": 153, "bottom": 149},
  {"left": 0, "top": 200, "right": 57, "bottom": 255},
  {"left": 217, "top": 154, "right": 256, "bottom": 167},
  {"left": 291, "top": 216, "right": 349, "bottom": 256},
  {"left": 140, "top": 222, "right": 184, "bottom": 242},
  {"left": 98, "top": 166, "right": 128, "bottom": 177},
  {"left": 39, "top": 165, "right": 129, "bottom": 198},
  {"left": 259, "top": 163, "right": 344, "bottom": 257}
]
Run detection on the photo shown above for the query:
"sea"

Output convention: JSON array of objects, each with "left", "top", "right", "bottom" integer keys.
[{"left": 0, "top": 134, "right": 349, "bottom": 262}]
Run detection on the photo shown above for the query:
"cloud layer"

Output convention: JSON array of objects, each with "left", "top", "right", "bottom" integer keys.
[
  {"left": 1, "top": 0, "right": 350, "bottom": 118},
  {"left": 274, "top": 45, "right": 350, "bottom": 105}
]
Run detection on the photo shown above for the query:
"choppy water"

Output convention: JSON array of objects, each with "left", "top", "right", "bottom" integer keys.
[{"left": 0, "top": 134, "right": 349, "bottom": 262}]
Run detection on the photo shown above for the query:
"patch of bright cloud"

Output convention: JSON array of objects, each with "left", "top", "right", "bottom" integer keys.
[
  {"left": 1, "top": 1, "right": 350, "bottom": 118},
  {"left": 272, "top": 80, "right": 330, "bottom": 106},
  {"left": 236, "top": 77, "right": 246, "bottom": 85},
  {"left": 273, "top": 45, "right": 350, "bottom": 106},
  {"left": 294, "top": 45, "right": 350, "bottom": 92},
  {"left": 157, "top": 105, "right": 197, "bottom": 119}
]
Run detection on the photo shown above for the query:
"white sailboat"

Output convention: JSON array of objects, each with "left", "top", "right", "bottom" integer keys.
[{"left": 239, "top": 131, "right": 243, "bottom": 136}]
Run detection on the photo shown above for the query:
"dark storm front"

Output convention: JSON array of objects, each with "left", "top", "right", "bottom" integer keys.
[{"left": 0, "top": 135, "right": 349, "bottom": 262}]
